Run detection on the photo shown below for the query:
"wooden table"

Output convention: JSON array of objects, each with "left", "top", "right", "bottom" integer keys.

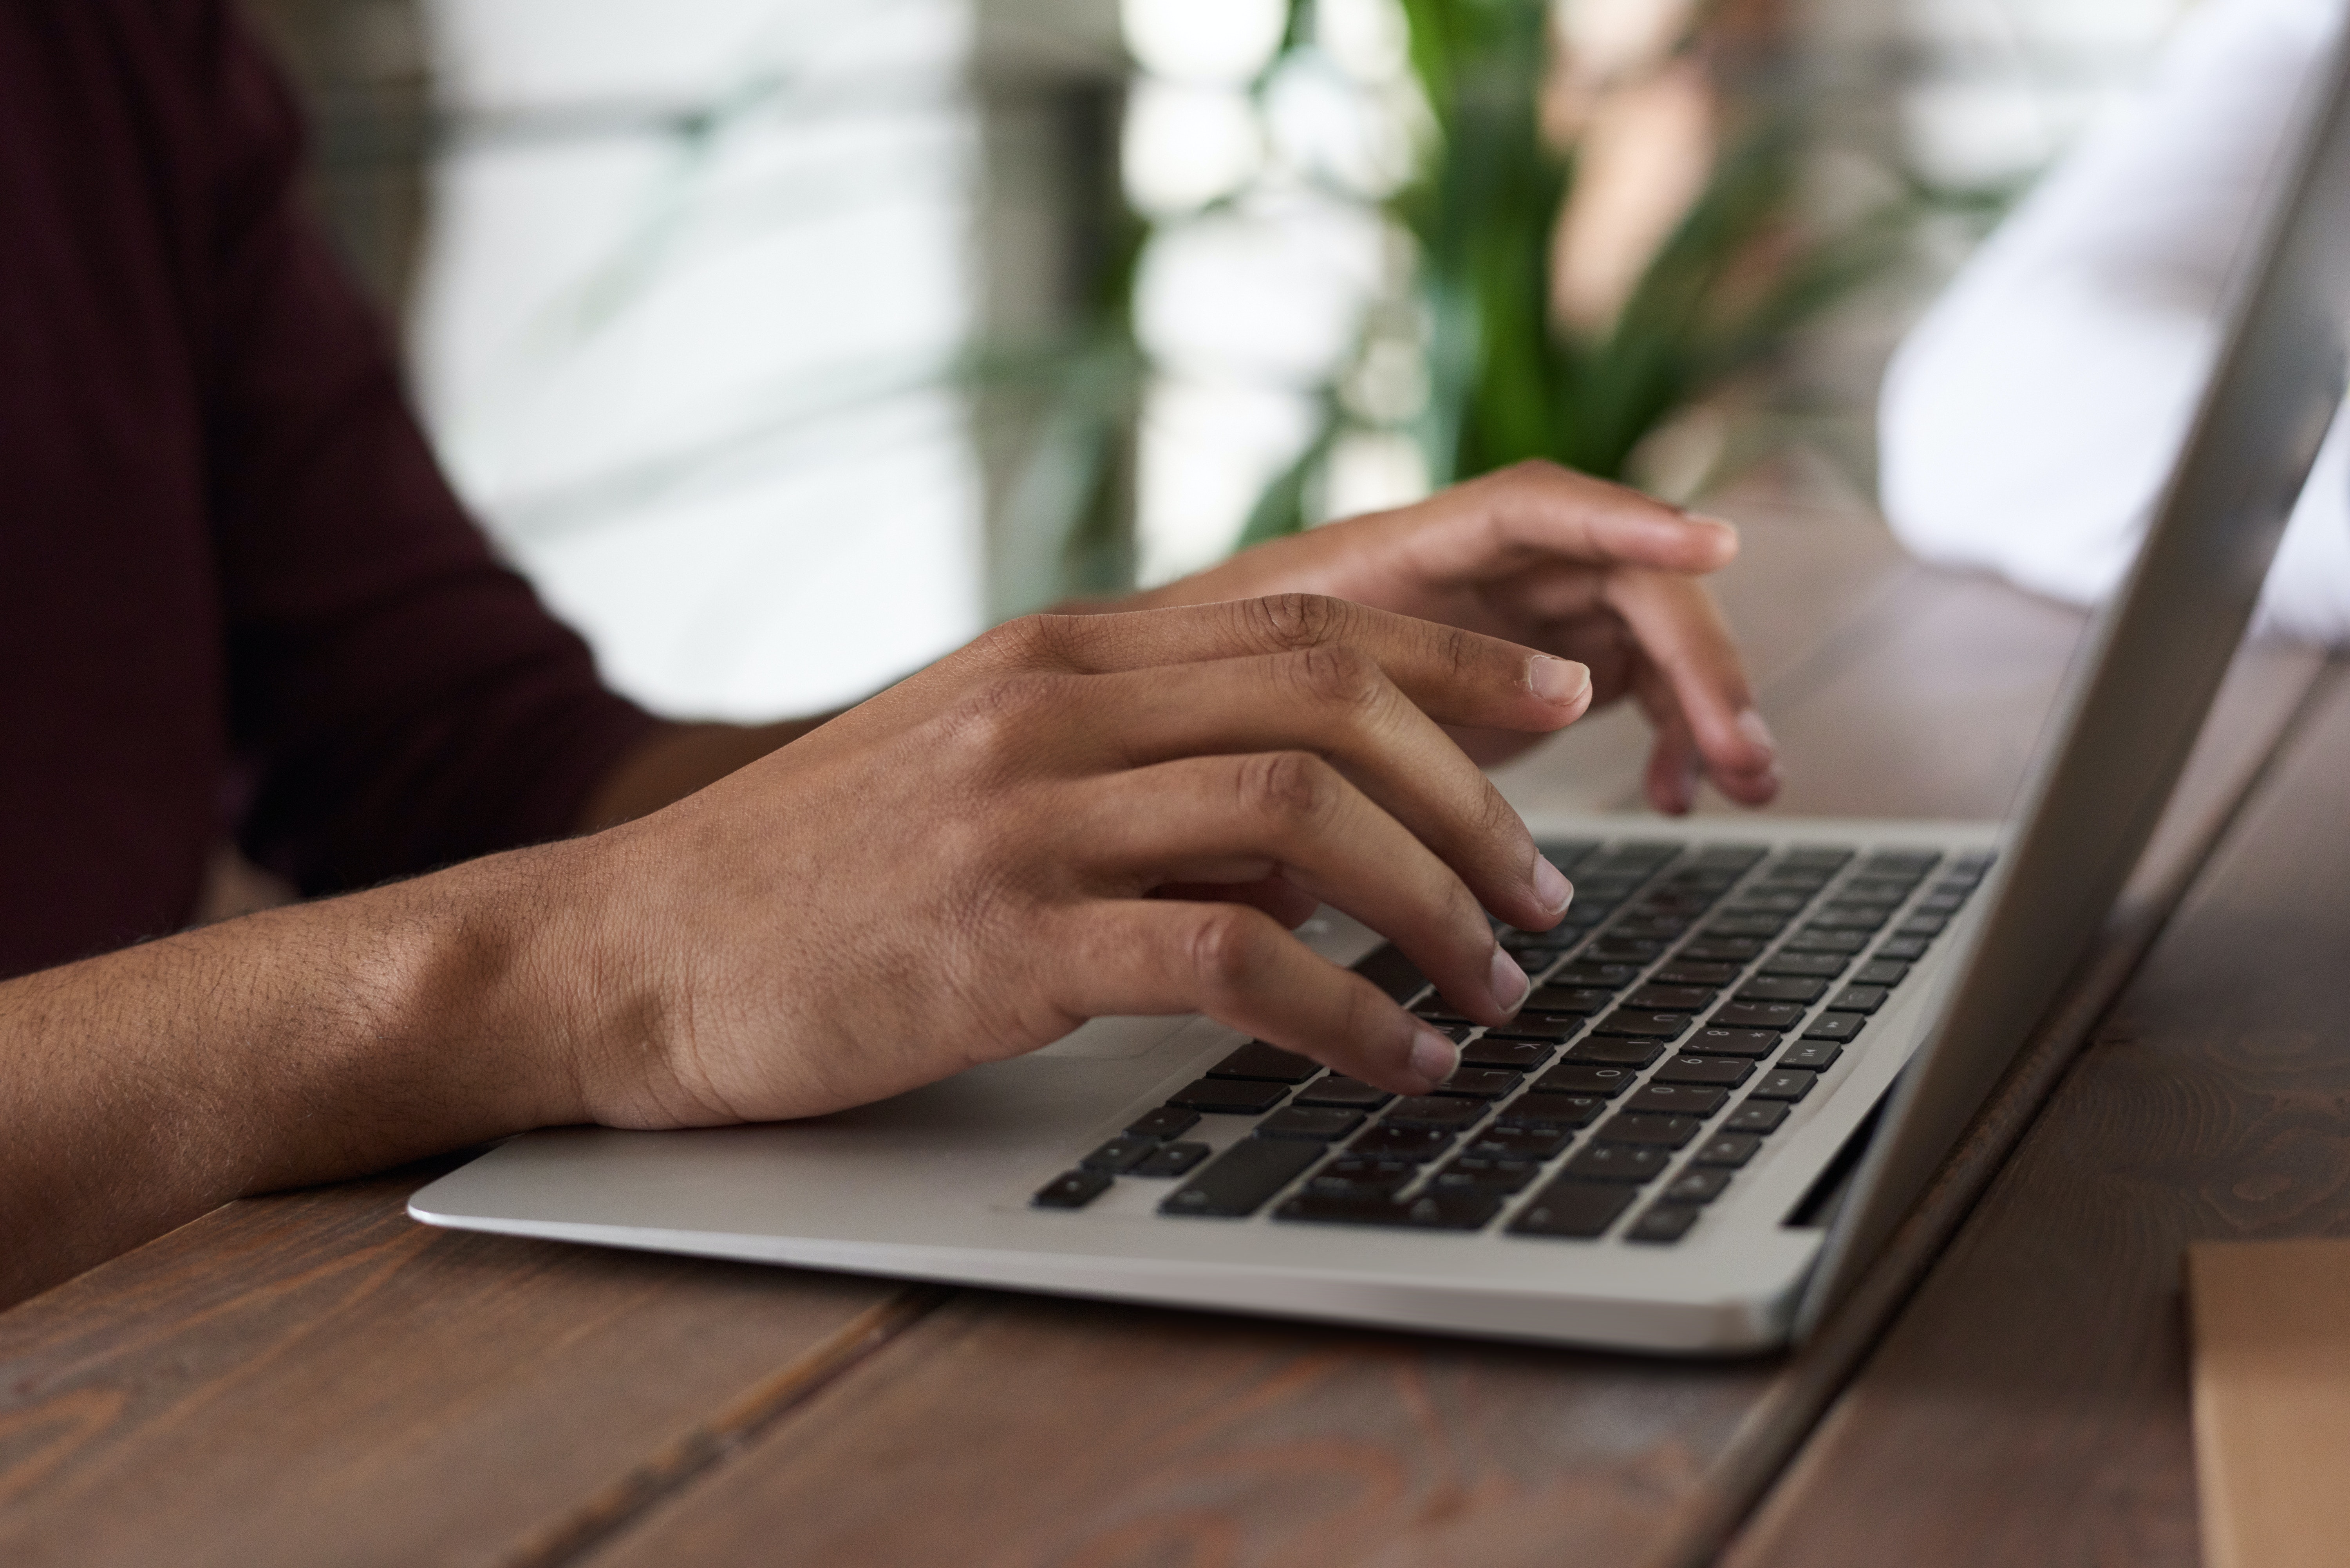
[{"left": 5, "top": 458, "right": 2342, "bottom": 1567}]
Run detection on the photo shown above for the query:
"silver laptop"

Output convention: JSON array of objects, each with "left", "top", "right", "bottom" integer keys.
[{"left": 410, "top": 25, "right": 2350, "bottom": 1355}]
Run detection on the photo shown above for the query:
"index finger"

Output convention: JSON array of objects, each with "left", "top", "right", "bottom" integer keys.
[
  {"left": 1385, "top": 459, "right": 1743, "bottom": 583},
  {"left": 1604, "top": 568, "right": 1780, "bottom": 802},
  {"left": 990, "top": 594, "right": 1596, "bottom": 735}
]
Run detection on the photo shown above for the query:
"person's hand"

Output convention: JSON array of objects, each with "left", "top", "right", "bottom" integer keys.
[
  {"left": 1128, "top": 460, "right": 1779, "bottom": 813},
  {"left": 544, "top": 596, "right": 1596, "bottom": 1129}
]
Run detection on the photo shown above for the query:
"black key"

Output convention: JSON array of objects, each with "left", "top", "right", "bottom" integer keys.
[
  {"left": 1654, "top": 961, "right": 1741, "bottom": 986},
  {"left": 1126, "top": 1106, "right": 1200, "bottom": 1142},
  {"left": 1807, "top": 908, "right": 1889, "bottom": 932},
  {"left": 1563, "top": 1142, "right": 1673, "bottom": 1182},
  {"left": 1412, "top": 1005, "right": 1478, "bottom": 1026},
  {"left": 1484, "top": 1018, "right": 1582, "bottom": 1043},
  {"left": 1525, "top": 985, "right": 1616, "bottom": 1015},
  {"left": 1537, "top": 837, "right": 1603, "bottom": 869},
  {"left": 1159, "top": 1138, "right": 1323, "bottom": 1218},
  {"left": 1653, "top": 1054, "right": 1754, "bottom": 1087},
  {"left": 1685, "top": 1027, "right": 1780, "bottom": 1058},
  {"left": 1759, "top": 870, "right": 1833, "bottom": 891},
  {"left": 1208, "top": 1042, "right": 1322, "bottom": 1083},
  {"left": 1613, "top": 914, "right": 1692, "bottom": 939},
  {"left": 1726, "top": 891, "right": 1809, "bottom": 914},
  {"left": 1499, "top": 1091, "right": 1607, "bottom": 1129},
  {"left": 1348, "top": 1124, "right": 1457, "bottom": 1162},
  {"left": 1896, "top": 914, "right": 1949, "bottom": 937},
  {"left": 1627, "top": 1205, "right": 1701, "bottom": 1243},
  {"left": 1562, "top": 1037, "right": 1665, "bottom": 1068},
  {"left": 1779, "top": 1041, "right": 1843, "bottom": 1071},
  {"left": 1761, "top": 952, "right": 1849, "bottom": 979},
  {"left": 1167, "top": 1078, "right": 1288, "bottom": 1115},
  {"left": 1623, "top": 984, "right": 1717, "bottom": 1012},
  {"left": 1830, "top": 985, "right": 1890, "bottom": 1014},
  {"left": 1749, "top": 1069, "right": 1819, "bottom": 1102},
  {"left": 1594, "top": 1111, "right": 1701, "bottom": 1149},
  {"left": 1532, "top": 1063, "right": 1637, "bottom": 1097},
  {"left": 1734, "top": 976, "right": 1828, "bottom": 1005},
  {"left": 1309, "top": 1155, "right": 1416, "bottom": 1192},
  {"left": 1081, "top": 1136, "right": 1157, "bottom": 1173},
  {"left": 1725, "top": 1100, "right": 1790, "bottom": 1133},
  {"left": 1434, "top": 1067, "right": 1522, "bottom": 1101},
  {"left": 1784, "top": 929, "right": 1869, "bottom": 954},
  {"left": 1626, "top": 1083, "right": 1726, "bottom": 1117},
  {"left": 1351, "top": 942, "right": 1431, "bottom": 1003},
  {"left": 1915, "top": 892, "right": 1965, "bottom": 914},
  {"left": 1853, "top": 959, "right": 1912, "bottom": 987},
  {"left": 1661, "top": 1168, "right": 1733, "bottom": 1204},
  {"left": 1691, "top": 844, "right": 1769, "bottom": 869},
  {"left": 1692, "top": 1132, "right": 1763, "bottom": 1167},
  {"left": 1864, "top": 850, "right": 1941, "bottom": 875},
  {"left": 1802, "top": 1013, "right": 1866, "bottom": 1043},
  {"left": 1292, "top": 1075, "right": 1396, "bottom": 1110},
  {"left": 1704, "top": 915, "right": 1788, "bottom": 938},
  {"left": 1383, "top": 1095, "right": 1490, "bottom": 1131},
  {"left": 1508, "top": 1179, "right": 1638, "bottom": 1237},
  {"left": 1586, "top": 936, "right": 1670, "bottom": 962},
  {"left": 1554, "top": 961, "right": 1643, "bottom": 989},
  {"left": 1256, "top": 1107, "right": 1366, "bottom": 1142},
  {"left": 1459, "top": 1037, "right": 1553, "bottom": 1071},
  {"left": 1710, "top": 1002, "right": 1804, "bottom": 1032},
  {"left": 1591, "top": 1010, "right": 1692, "bottom": 1041},
  {"left": 1132, "top": 1141, "right": 1210, "bottom": 1178},
  {"left": 1467, "top": 1124, "right": 1575, "bottom": 1160},
  {"left": 1275, "top": 1188, "right": 1504, "bottom": 1230},
  {"left": 1876, "top": 936, "right": 1931, "bottom": 960},
  {"left": 1636, "top": 890, "right": 1719, "bottom": 914},
  {"left": 1781, "top": 848, "right": 1856, "bottom": 869},
  {"left": 1678, "top": 937, "right": 1767, "bottom": 962},
  {"left": 1434, "top": 1157, "right": 1542, "bottom": 1194},
  {"left": 1032, "top": 1169, "right": 1114, "bottom": 1209},
  {"left": 1842, "top": 876, "right": 1918, "bottom": 901},
  {"left": 1953, "top": 850, "right": 1996, "bottom": 872}
]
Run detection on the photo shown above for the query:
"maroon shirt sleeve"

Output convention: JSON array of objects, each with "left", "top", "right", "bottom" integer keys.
[{"left": 188, "top": 8, "right": 662, "bottom": 892}]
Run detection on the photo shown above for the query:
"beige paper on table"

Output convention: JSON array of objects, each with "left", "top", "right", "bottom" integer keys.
[{"left": 2187, "top": 1239, "right": 2350, "bottom": 1568}]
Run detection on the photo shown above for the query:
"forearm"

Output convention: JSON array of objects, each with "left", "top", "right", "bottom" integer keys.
[
  {"left": 0, "top": 839, "right": 603, "bottom": 1306},
  {"left": 577, "top": 717, "right": 834, "bottom": 831}
]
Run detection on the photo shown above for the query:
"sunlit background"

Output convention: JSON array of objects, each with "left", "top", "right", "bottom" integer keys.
[{"left": 246, "top": 0, "right": 2196, "bottom": 722}]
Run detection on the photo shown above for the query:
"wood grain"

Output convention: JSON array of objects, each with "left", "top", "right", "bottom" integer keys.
[
  {"left": 1722, "top": 658, "right": 2350, "bottom": 1568},
  {"left": 0, "top": 1163, "right": 924, "bottom": 1568}
]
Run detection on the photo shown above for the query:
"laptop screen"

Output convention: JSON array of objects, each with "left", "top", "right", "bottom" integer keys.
[{"left": 1800, "top": 13, "right": 2350, "bottom": 1331}]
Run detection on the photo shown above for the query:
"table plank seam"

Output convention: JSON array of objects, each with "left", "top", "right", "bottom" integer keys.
[{"left": 496, "top": 1285, "right": 951, "bottom": 1568}]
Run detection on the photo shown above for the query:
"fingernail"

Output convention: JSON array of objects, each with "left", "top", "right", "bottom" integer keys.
[
  {"left": 1532, "top": 854, "right": 1573, "bottom": 915},
  {"left": 1529, "top": 655, "right": 1590, "bottom": 705},
  {"left": 1488, "top": 949, "right": 1529, "bottom": 1013},
  {"left": 1683, "top": 511, "right": 1739, "bottom": 533},
  {"left": 1410, "top": 1029, "right": 1461, "bottom": 1086},
  {"left": 1735, "top": 707, "right": 1777, "bottom": 757}
]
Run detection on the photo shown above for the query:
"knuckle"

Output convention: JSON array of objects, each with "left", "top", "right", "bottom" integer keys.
[
  {"left": 1249, "top": 591, "right": 1349, "bottom": 652},
  {"left": 949, "top": 671, "right": 1070, "bottom": 761},
  {"left": 1235, "top": 750, "right": 1339, "bottom": 828},
  {"left": 1500, "top": 457, "right": 1567, "bottom": 486},
  {"left": 982, "top": 612, "right": 1075, "bottom": 670},
  {"left": 1186, "top": 905, "right": 1275, "bottom": 998},
  {"left": 1289, "top": 641, "right": 1385, "bottom": 711}
]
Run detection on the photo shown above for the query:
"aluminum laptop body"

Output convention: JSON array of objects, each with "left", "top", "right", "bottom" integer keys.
[{"left": 410, "top": 26, "right": 2350, "bottom": 1355}]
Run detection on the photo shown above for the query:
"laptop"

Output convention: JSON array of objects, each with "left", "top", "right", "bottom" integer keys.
[{"left": 409, "top": 23, "right": 2350, "bottom": 1355}]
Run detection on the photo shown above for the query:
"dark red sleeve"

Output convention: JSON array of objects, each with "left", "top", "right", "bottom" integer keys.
[{"left": 188, "top": 8, "right": 662, "bottom": 892}]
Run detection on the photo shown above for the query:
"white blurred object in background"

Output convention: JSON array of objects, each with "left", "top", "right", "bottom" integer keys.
[{"left": 412, "top": 0, "right": 983, "bottom": 719}]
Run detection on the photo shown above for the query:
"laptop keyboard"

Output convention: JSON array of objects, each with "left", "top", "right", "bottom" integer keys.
[{"left": 1030, "top": 839, "right": 1995, "bottom": 1245}]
